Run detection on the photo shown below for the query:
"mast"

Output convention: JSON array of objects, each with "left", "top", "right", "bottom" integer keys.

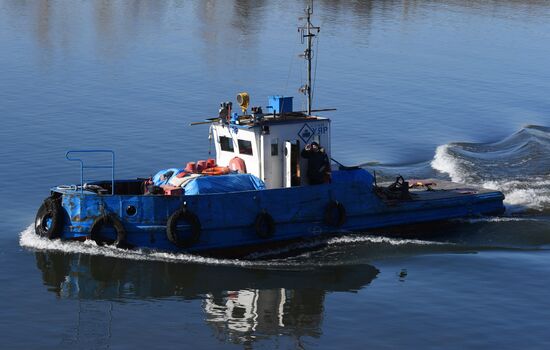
[{"left": 299, "top": 1, "right": 320, "bottom": 116}]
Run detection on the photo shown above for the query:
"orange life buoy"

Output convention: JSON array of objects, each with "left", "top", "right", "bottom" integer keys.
[
  {"left": 228, "top": 157, "right": 247, "bottom": 174},
  {"left": 201, "top": 166, "right": 230, "bottom": 176}
]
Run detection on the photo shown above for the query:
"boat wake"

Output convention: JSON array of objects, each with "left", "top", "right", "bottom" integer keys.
[
  {"left": 451, "top": 216, "right": 542, "bottom": 224},
  {"left": 20, "top": 225, "right": 449, "bottom": 265},
  {"left": 19, "top": 225, "right": 267, "bottom": 267},
  {"left": 432, "top": 125, "right": 550, "bottom": 213}
]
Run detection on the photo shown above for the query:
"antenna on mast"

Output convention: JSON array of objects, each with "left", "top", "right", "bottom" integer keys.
[{"left": 298, "top": 0, "right": 320, "bottom": 116}]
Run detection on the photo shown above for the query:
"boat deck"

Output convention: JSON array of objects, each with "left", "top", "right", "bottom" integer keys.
[{"left": 379, "top": 178, "right": 501, "bottom": 202}]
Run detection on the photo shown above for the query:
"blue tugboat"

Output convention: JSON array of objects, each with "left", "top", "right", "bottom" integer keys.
[{"left": 34, "top": 5, "right": 504, "bottom": 256}]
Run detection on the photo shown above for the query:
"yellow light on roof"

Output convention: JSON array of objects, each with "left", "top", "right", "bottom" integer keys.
[{"left": 236, "top": 92, "right": 249, "bottom": 113}]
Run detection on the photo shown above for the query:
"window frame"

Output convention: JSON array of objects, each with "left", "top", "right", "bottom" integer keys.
[
  {"left": 237, "top": 139, "right": 254, "bottom": 156},
  {"left": 219, "top": 136, "right": 234, "bottom": 152}
]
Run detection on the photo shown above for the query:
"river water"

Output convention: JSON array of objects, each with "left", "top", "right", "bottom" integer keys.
[{"left": 2, "top": 0, "right": 550, "bottom": 348}]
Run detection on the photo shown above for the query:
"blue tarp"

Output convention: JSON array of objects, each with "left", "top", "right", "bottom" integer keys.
[
  {"left": 184, "top": 174, "right": 265, "bottom": 195},
  {"left": 331, "top": 168, "right": 374, "bottom": 187},
  {"left": 152, "top": 168, "right": 182, "bottom": 186}
]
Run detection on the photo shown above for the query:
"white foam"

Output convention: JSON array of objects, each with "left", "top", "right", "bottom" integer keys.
[
  {"left": 502, "top": 188, "right": 550, "bottom": 211},
  {"left": 243, "top": 238, "right": 329, "bottom": 260},
  {"left": 480, "top": 180, "right": 500, "bottom": 190},
  {"left": 19, "top": 225, "right": 446, "bottom": 265},
  {"left": 19, "top": 225, "right": 285, "bottom": 267},
  {"left": 431, "top": 144, "right": 466, "bottom": 183},
  {"left": 452, "top": 216, "right": 540, "bottom": 224},
  {"left": 481, "top": 179, "right": 550, "bottom": 212},
  {"left": 245, "top": 234, "right": 446, "bottom": 259},
  {"left": 327, "top": 234, "right": 447, "bottom": 246},
  {"left": 432, "top": 144, "right": 550, "bottom": 212}
]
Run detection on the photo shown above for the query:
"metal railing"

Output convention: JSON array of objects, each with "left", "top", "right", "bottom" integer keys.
[{"left": 66, "top": 150, "right": 115, "bottom": 195}]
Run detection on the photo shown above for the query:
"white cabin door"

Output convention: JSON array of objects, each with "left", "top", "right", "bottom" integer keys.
[
  {"left": 284, "top": 141, "right": 292, "bottom": 187},
  {"left": 284, "top": 140, "right": 300, "bottom": 187}
]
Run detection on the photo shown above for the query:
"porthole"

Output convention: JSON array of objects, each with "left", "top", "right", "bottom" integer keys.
[{"left": 126, "top": 205, "right": 137, "bottom": 216}]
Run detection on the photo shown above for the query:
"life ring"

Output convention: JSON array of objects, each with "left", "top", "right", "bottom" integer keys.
[
  {"left": 35, "top": 196, "right": 63, "bottom": 239},
  {"left": 167, "top": 207, "right": 201, "bottom": 248},
  {"left": 90, "top": 213, "right": 127, "bottom": 248},
  {"left": 324, "top": 200, "right": 346, "bottom": 227},
  {"left": 201, "top": 166, "right": 230, "bottom": 176},
  {"left": 255, "top": 211, "right": 275, "bottom": 239},
  {"left": 228, "top": 157, "right": 247, "bottom": 174}
]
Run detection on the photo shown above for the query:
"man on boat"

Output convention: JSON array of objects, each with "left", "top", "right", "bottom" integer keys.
[{"left": 301, "top": 142, "right": 331, "bottom": 185}]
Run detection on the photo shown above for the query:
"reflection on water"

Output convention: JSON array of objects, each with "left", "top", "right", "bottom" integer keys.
[
  {"left": 6, "top": 0, "right": 550, "bottom": 59},
  {"left": 4, "top": 0, "right": 172, "bottom": 52},
  {"left": 35, "top": 251, "right": 378, "bottom": 345},
  {"left": 204, "top": 289, "right": 324, "bottom": 344}
]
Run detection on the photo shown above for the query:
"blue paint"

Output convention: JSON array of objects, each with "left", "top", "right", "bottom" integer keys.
[
  {"left": 267, "top": 96, "right": 293, "bottom": 114},
  {"left": 51, "top": 167, "right": 504, "bottom": 254}
]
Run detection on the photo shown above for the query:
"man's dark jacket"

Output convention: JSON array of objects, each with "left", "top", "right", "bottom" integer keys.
[{"left": 301, "top": 148, "right": 329, "bottom": 185}]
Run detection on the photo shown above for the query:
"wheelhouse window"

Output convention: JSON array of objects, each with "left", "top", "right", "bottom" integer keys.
[
  {"left": 219, "top": 136, "right": 234, "bottom": 152},
  {"left": 238, "top": 139, "right": 253, "bottom": 155}
]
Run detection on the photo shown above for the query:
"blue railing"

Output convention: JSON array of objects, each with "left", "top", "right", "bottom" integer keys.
[{"left": 66, "top": 150, "right": 115, "bottom": 195}]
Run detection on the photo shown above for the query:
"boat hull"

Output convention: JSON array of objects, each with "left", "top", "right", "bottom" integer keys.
[{"left": 45, "top": 170, "right": 505, "bottom": 255}]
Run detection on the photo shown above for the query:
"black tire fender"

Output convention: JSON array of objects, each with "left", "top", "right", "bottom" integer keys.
[
  {"left": 35, "top": 196, "right": 63, "bottom": 239},
  {"left": 90, "top": 213, "right": 127, "bottom": 248},
  {"left": 255, "top": 211, "right": 275, "bottom": 239},
  {"left": 324, "top": 200, "right": 346, "bottom": 227},
  {"left": 167, "top": 207, "right": 201, "bottom": 248}
]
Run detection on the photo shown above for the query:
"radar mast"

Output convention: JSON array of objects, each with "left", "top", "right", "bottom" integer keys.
[{"left": 299, "top": 1, "right": 320, "bottom": 116}]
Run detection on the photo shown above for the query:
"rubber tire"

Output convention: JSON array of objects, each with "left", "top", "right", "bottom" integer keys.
[
  {"left": 255, "top": 211, "right": 275, "bottom": 239},
  {"left": 90, "top": 213, "right": 127, "bottom": 248},
  {"left": 167, "top": 207, "right": 201, "bottom": 248},
  {"left": 324, "top": 200, "right": 346, "bottom": 227},
  {"left": 35, "top": 197, "right": 62, "bottom": 239}
]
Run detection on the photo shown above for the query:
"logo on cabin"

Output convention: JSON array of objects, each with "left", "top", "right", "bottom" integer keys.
[{"left": 298, "top": 124, "right": 314, "bottom": 144}]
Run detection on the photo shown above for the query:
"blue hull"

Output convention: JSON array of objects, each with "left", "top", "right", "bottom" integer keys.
[{"left": 47, "top": 169, "right": 505, "bottom": 255}]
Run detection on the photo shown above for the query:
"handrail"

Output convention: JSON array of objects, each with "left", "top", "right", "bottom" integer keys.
[{"left": 66, "top": 150, "right": 115, "bottom": 195}]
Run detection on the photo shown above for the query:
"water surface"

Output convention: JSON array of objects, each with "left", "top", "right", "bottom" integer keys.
[{"left": 2, "top": 0, "right": 550, "bottom": 348}]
